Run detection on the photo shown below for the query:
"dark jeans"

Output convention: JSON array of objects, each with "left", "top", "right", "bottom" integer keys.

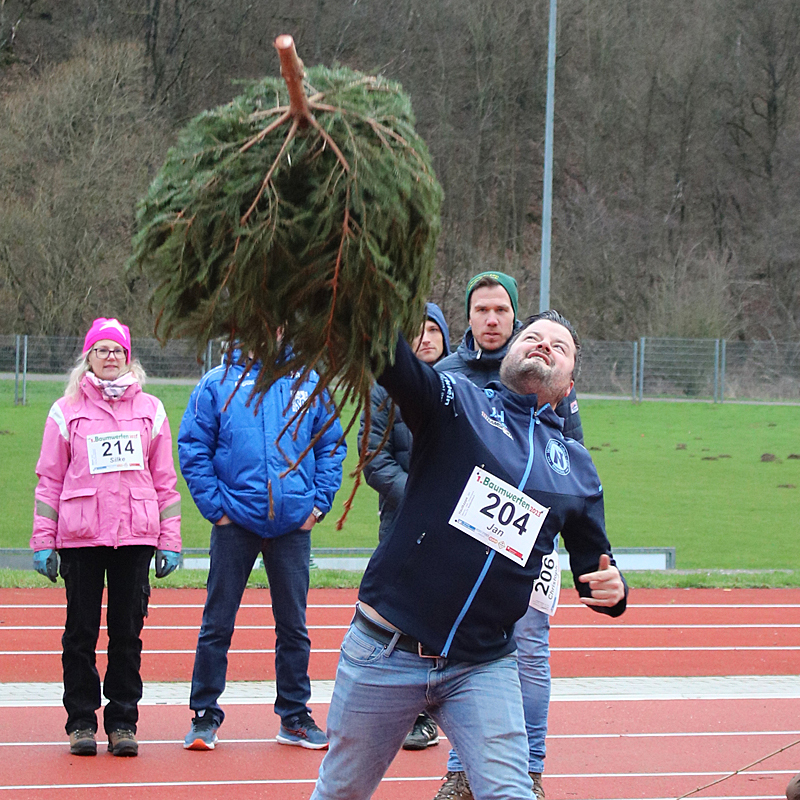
[
  {"left": 189, "top": 521, "right": 312, "bottom": 725},
  {"left": 59, "top": 545, "right": 153, "bottom": 735}
]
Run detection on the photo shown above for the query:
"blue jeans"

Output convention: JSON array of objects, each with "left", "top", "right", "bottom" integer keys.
[
  {"left": 311, "top": 622, "right": 535, "bottom": 800},
  {"left": 447, "top": 605, "right": 550, "bottom": 774},
  {"left": 189, "top": 521, "right": 312, "bottom": 724}
]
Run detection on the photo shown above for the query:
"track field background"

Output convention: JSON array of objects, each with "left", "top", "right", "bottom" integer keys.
[{"left": 1, "top": 587, "right": 798, "bottom": 799}]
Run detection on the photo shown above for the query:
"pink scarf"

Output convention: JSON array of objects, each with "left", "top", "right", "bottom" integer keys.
[{"left": 88, "top": 371, "right": 138, "bottom": 401}]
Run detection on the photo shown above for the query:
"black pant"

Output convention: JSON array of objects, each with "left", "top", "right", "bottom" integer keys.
[{"left": 59, "top": 546, "right": 153, "bottom": 735}]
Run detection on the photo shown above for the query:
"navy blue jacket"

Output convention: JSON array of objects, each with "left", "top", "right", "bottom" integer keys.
[
  {"left": 178, "top": 350, "right": 346, "bottom": 538},
  {"left": 436, "top": 324, "right": 585, "bottom": 444},
  {"left": 358, "top": 336, "right": 625, "bottom": 663}
]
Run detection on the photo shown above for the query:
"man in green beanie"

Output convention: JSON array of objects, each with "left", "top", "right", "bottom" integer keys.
[{"left": 436, "top": 271, "right": 519, "bottom": 367}]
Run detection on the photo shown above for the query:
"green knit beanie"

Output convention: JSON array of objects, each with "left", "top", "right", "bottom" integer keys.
[{"left": 465, "top": 271, "right": 519, "bottom": 319}]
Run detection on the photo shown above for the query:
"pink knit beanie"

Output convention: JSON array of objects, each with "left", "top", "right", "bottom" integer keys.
[{"left": 82, "top": 318, "right": 132, "bottom": 364}]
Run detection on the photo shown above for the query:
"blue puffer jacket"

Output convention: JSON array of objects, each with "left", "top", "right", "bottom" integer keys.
[{"left": 178, "top": 350, "right": 346, "bottom": 538}]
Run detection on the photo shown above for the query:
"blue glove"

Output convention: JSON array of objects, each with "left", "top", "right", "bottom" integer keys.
[
  {"left": 155, "top": 549, "right": 180, "bottom": 578},
  {"left": 33, "top": 549, "right": 58, "bottom": 583}
]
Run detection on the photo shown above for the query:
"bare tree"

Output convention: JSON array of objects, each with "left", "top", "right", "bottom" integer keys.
[{"left": 0, "top": 40, "right": 170, "bottom": 335}]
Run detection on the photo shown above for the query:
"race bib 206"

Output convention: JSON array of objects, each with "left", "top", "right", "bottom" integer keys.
[{"left": 529, "top": 543, "right": 561, "bottom": 616}]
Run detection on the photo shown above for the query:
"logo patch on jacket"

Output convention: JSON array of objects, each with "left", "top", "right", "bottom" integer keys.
[
  {"left": 545, "top": 439, "right": 570, "bottom": 475},
  {"left": 292, "top": 390, "right": 309, "bottom": 413},
  {"left": 570, "top": 399, "right": 579, "bottom": 415},
  {"left": 439, "top": 374, "right": 455, "bottom": 406},
  {"left": 481, "top": 406, "right": 513, "bottom": 440}
]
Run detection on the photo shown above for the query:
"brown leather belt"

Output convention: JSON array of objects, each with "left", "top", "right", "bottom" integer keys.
[{"left": 353, "top": 606, "right": 441, "bottom": 658}]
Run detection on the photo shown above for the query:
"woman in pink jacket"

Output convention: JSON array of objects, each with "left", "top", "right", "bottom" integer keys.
[{"left": 31, "top": 318, "right": 182, "bottom": 758}]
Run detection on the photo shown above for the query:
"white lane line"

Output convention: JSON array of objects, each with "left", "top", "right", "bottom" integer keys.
[
  {"left": 2, "top": 730, "right": 798, "bottom": 747},
  {"left": 0, "top": 775, "right": 792, "bottom": 794},
  {"left": 3, "top": 602, "right": 800, "bottom": 610},
  {"left": 550, "top": 624, "right": 800, "bottom": 629},
  {"left": 3, "top": 645, "right": 800, "bottom": 656},
  {"left": 0, "top": 648, "right": 333, "bottom": 655},
  {"left": 546, "top": 730, "right": 800, "bottom": 738},
  {"left": 4, "top": 623, "right": 800, "bottom": 631},
  {"left": 0, "top": 603, "right": 356, "bottom": 610},
  {"left": 551, "top": 646, "right": 800, "bottom": 651},
  {"left": 0, "top": 625, "right": 351, "bottom": 631}
]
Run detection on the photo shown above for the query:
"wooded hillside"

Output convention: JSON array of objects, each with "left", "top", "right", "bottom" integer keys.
[{"left": 1, "top": 0, "right": 798, "bottom": 342}]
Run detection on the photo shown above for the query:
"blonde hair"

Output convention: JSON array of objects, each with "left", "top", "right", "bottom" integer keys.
[{"left": 64, "top": 352, "right": 147, "bottom": 403}]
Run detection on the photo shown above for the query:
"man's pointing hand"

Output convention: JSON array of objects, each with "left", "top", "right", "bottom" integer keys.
[{"left": 578, "top": 553, "right": 624, "bottom": 607}]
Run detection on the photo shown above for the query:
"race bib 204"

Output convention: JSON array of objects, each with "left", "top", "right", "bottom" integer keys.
[{"left": 449, "top": 466, "right": 550, "bottom": 567}]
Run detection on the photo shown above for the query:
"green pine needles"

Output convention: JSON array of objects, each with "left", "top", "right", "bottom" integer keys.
[{"left": 129, "top": 50, "right": 442, "bottom": 521}]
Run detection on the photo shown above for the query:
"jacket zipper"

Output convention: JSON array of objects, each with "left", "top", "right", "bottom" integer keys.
[{"left": 440, "top": 406, "right": 538, "bottom": 656}]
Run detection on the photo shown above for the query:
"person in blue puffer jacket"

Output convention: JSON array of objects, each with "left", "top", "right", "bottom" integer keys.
[{"left": 178, "top": 345, "right": 346, "bottom": 752}]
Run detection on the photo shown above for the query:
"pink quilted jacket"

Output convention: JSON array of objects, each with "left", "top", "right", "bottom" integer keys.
[{"left": 31, "top": 376, "right": 182, "bottom": 552}]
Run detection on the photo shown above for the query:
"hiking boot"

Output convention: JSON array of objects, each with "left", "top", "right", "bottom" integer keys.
[
  {"left": 107, "top": 729, "right": 138, "bottom": 757},
  {"left": 68, "top": 729, "right": 97, "bottom": 756},
  {"left": 432, "top": 771, "right": 473, "bottom": 800},
  {"left": 183, "top": 715, "right": 220, "bottom": 750},
  {"left": 276, "top": 712, "right": 329, "bottom": 750},
  {"left": 530, "top": 772, "right": 545, "bottom": 800},
  {"left": 403, "top": 712, "right": 440, "bottom": 750}
]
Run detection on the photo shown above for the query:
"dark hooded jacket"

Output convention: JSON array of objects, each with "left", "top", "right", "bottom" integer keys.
[
  {"left": 358, "top": 303, "right": 451, "bottom": 540},
  {"left": 358, "top": 336, "right": 626, "bottom": 663}
]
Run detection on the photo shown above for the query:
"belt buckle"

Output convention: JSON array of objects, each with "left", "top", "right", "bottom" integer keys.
[{"left": 417, "top": 641, "right": 439, "bottom": 659}]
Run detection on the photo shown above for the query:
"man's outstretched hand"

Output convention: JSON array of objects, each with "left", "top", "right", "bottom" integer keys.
[{"left": 578, "top": 554, "right": 624, "bottom": 607}]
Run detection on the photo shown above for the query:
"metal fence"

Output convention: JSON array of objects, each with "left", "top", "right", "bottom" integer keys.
[{"left": 3, "top": 334, "right": 800, "bottom": 403}]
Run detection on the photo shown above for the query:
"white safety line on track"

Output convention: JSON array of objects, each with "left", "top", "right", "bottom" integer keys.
[
  {"left": 3, "top": 646, "right": 800, "bottom": 656},
  {"left": 2, "top": 675, "right": 799, "bottom": 706},
  {"left": 2, "top": 730, "right": 799, "bottom": 747},
  {"left": 4, "top": 622, "right": 800, "bottom": 631},
  {"left": 3, "top": 602, "right": 800, "bottom": 610},
  {"left": 0, "top": 778, "right": 792, "bottom": 797}
]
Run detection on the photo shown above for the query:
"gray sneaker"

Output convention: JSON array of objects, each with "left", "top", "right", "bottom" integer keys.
[
  {"left": 184, "top": 715, "right": 220, "bottom": 750},
  {"left": 432, "top": 771, "right": 473, "bottom": 800},
  {"left": 276, "top": 712, "right": 329, "bottom": 750}
]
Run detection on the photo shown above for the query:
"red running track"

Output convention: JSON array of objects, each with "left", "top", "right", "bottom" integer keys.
[{"left": 1, "top": 587, "right": 799, "bottom": 799}]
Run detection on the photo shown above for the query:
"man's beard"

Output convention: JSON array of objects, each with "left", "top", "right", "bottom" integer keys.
[{"left": 500, "top": 355, "right": 565, "bottom": 402}]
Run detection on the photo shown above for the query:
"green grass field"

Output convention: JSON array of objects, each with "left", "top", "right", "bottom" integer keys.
[{"left": 2, "top": 379, "right": 799, "bottom": 574}]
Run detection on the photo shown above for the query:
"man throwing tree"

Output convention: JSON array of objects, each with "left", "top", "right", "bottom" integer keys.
[{"left": 310, "top": 311, "right": 627, "bottom": 800}]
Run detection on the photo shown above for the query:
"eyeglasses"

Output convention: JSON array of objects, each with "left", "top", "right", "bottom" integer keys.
[{"left": 92, "top": 347, "right": 127, "bottom": 360}]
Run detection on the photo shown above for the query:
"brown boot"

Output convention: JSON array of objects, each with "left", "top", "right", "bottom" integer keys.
[
  {"left": 432, "top": 771, "right": 473, "bottom": 800},
  {"left": 530, "top": 771, "right": 545, "bottom": 799},
  {"left": 68, "top": 729, "right": 97, "bottom": 756},
  {"left": 107, "top": 729, "right": 138, "bottom": 757}
]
